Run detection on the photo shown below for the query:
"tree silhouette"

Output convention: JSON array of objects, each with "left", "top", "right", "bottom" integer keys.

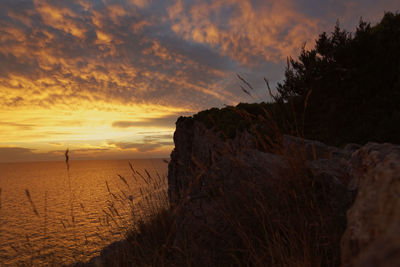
[{"left": 276, "top": 12, "right": 400, "bottom": 145}]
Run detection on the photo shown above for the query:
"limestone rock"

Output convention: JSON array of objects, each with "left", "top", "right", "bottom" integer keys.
[{"left": 341, "top": 143, "right": 400, "bottom": 267}]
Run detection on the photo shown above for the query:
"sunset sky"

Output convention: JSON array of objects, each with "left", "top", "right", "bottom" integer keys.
[{"left": 0, "top": 0, "right": 398, "bottom": 162}]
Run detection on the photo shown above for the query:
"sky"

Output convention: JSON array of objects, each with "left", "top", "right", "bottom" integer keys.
[{"left": 0, "top": 0, "right": 398, "bottom": 162}]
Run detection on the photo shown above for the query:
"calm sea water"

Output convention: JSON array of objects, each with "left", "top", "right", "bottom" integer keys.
[{"left": 0, "top": 159, "right": 168, "bottom": 266}]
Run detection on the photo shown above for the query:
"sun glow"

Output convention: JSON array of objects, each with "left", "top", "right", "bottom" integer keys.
[
  {"left": 1, "top": 0, "right": 395, "bottom": 162},
  {"left": 0, "top": 101, "right": 187, "bottom": 161}
]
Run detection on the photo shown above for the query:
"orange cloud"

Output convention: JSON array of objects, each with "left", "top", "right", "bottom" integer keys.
[
  {"left": 34, "top": 0, "right": 88, "bottom": 38},
  {"left": 168, "top": 0, "right": 320, "bottom": 65},
  {"left": 0, "top": 0, "right": 396, "bottom": 161},
  {"left": 128, "top": 0, "right": 151, "bottom": 8}
]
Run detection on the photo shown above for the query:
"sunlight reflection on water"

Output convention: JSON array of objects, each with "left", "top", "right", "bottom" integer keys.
[{"left": 0, "top": 159, "right": 168, "bottom": 266}]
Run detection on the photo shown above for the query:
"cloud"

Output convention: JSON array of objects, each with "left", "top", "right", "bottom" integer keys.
[
  {"left": 109, "top": 141, "right": 162, "bottom": 152},
  {"left": 0, "top": 121, "right": 36, "bottom": 130},
  {"left": 0, "top": 147, "right": 62, "bottom": 162},
  {"left": 69, "top": 148, "right": 110, "bottom": 153},
  {"left": 2, "top": 0, "right": 393, "bottom": 114},
  {"left": 49, "top": 142, "right": 63, "bottom": 146},
  {"left": 111, "top": 115, "right": 183, "bottom": 128},
  {"left": 0, "top": 0, "right": 397, "bottom": 161},
  {"left": 108, "top": 132, "right": 173, "bottom": 152},
  {"left": 143, "top": 134, "right": 173, "bottom": 140},
  {"left": 167, "top": 0, "right": 321, "bottom": 65},
  {"left": 109, "top": 140, "right": 173, "bottom": 152},
  {"left": 0, "top": 0, "right": 241, "bottom": 112},
  {"left": 0, "top": 147, "right": 33, "bottom": 155}
]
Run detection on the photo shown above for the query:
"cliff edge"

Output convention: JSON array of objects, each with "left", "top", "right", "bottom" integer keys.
[{"left": 168, "top": 115, "right": 400, "bottom": 266}]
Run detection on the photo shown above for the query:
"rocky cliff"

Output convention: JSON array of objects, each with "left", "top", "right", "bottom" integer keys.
[
  {"left": 341, "top": 143, "right": 400, "bottom": 266},
  {"left": 74, "top": 113, "right": 399, "bottom": 267},
  {"left": 168, "top": 115, "right": 400, "bottom": 266}
]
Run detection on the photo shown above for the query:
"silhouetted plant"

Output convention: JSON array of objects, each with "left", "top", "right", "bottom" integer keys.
[{"left": 276, "top": 12, "right": 400, "bottom": 145}]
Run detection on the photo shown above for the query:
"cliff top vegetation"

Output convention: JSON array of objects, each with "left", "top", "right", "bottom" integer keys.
[{"left": 191, "top": 12, "right": 400, "bottom": 147}]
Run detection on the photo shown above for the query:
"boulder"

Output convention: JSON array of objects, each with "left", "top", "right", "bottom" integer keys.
[{"left": 340, "top": 143, "right": 400, "bottom": 267}]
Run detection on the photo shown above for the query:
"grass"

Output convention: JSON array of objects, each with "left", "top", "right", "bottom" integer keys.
[
  {"left": 14, "top": 86, "right": 351, "bottom": 266},
  {"left": 83, "top": 161, "right": 172, "bottom": 266},
  {"left": 117, "top": 83, "right": 351, "bottom": 266},
  {"left": 8, "top": 156, "right": 168, "bottom": 266},
  {"left": 90, "top": 98, "right": 351, "bottom": 266}
]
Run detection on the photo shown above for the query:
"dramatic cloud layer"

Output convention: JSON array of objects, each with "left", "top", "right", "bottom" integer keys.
[{"left": 0, "top": 0, "right": 397, "bottom": 161}]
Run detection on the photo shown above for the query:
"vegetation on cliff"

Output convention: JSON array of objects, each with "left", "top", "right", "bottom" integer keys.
[
  {"left": 106, "top": 12, "right": 400, "bottom": 266},
  {"left": 60, "top": 12, "right": 400, "bottom": 267},
  {"left": 84, "top": 12, "right": 400, "bottom": 267},
  {"left": 194, "top": 12, "right": 400, "bottom": 146}
]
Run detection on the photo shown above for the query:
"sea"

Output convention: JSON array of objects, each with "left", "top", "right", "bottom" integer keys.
[{"left": 0, "top": 159, "right": 169, "bottom": 266}]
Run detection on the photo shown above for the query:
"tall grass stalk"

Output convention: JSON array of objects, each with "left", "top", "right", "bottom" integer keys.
[{"left": 18, "top": 75, "right": 347, "bottom": 266}]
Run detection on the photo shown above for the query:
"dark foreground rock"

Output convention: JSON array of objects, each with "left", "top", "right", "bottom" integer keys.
[
  {"left": 168, "top": 116, "right": 400, "bottom": 266},
  {"left": 340, "top": 143, "right": 400, "bottom": 267},
  {"left": 74, "top": 116, "right": 400, "bottom": 266}
]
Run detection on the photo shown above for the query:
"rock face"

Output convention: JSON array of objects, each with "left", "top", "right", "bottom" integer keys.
[
  {"left": 168, "top": 116, "right": 400, "bottom": 266},
  {"left": 168, "top": 117, "right": 350, "bottom": 265},
  {"left": 340, "top": 143, "right": 400, "bottom": 267},
  {"left": 168, "top": 117, "right": 283, "bottom": 265}
]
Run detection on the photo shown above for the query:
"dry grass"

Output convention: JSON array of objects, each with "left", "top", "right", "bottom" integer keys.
[
  {"left": 215, "top": 152, "right": 347, "bottom": 266},
  {"left": 110, "top": 81, "right": 349, "bottom": 266},
  {"left": 15, "top": 153, "right": 169, "bottom": 266},
  {"left": 99, "top": 97, "right": 349, "bottom": 266},
  {"left": 16, "top": 79, "right": 349, "bottom": 266},
  {"left": 18, "top": 137, "right": 347, "bottom": 266}
]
